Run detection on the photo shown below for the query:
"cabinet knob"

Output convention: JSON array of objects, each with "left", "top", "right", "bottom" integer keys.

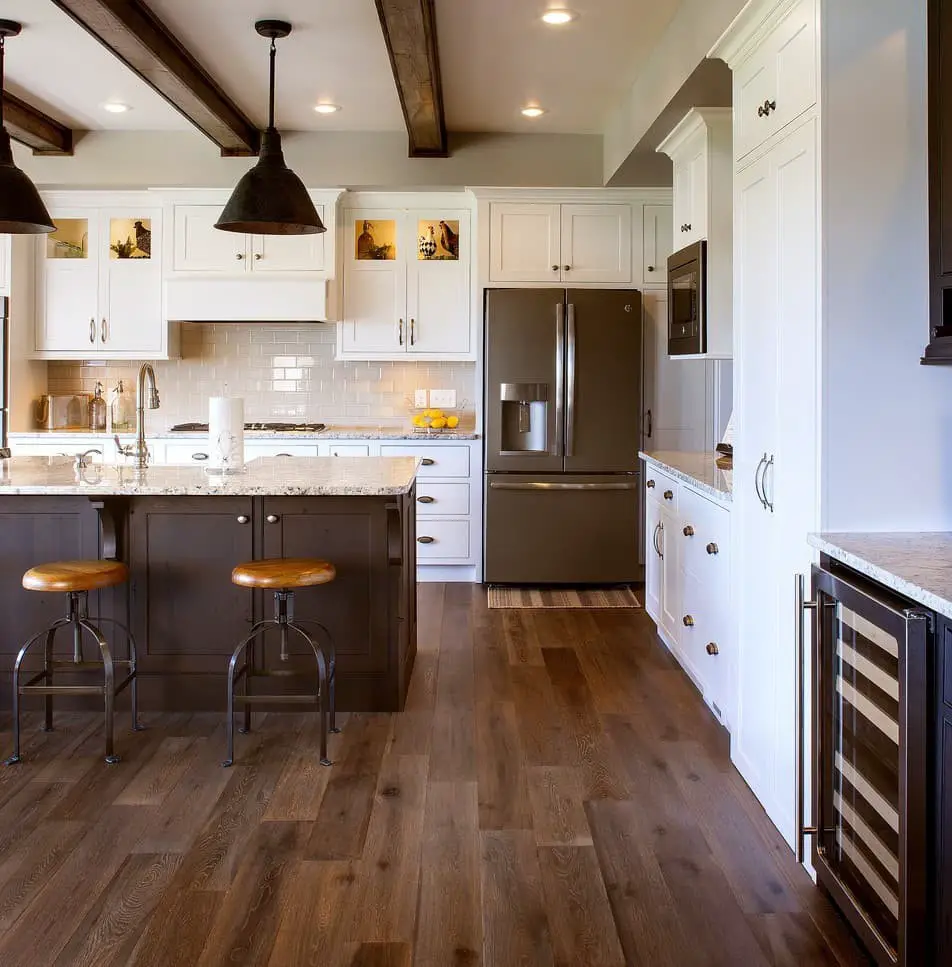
[
  {"left": 683, "top": 615, "right": 695, "bottom": 627},
  {"left": 417, "top": 495, "right": 435, "bottom": 504},
  {"left": 646, "top": 479, "right": 656, "bottom": 489},
  {"left": 647, "top": 265, "right": 655, "bottom": 273},
  {"left": 563, "top": 265, "right": 571, "bottom": 271},
  {"left": 266, "top": 514, "right": 280, "bottom": 524},
  {"left": 192, "top": 452, "right": 209, "bottom": 461},
  {"left": 706, "top": 642, "right": 720, "bottom": 656},
  {"left": 236, "top": 515, "right": 249, "bottom": 524},
  {"left": 551, "top": 264, "right": 559, "bottom": 271},
  {"left": 236, "top": 252, "right": 244, "bottom": 260},
  {"left": 421, "top": 458, "right": 435, "bottom": 466},
  {"left": 418, "top": 535, "right": 435, "bottom": 544},
  {"left": 664, "top": 490, "right": 674, "bottom": 501},
  {"left": 706, "top": 542, "right": 719, "bottom": 556},
  {"left": 683, "top": 525, "right": 695, "bottom": 537},
  {"left": 254, "top": 253, "right": 262, "bottom": 261}
]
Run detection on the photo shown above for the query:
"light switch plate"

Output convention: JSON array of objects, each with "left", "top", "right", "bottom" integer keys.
[
  {"left": 429, "top": 389, "right": 457, "bottom": 408},
  {"left": 414, "top": 389, "right": 429, "bottom": 408}
]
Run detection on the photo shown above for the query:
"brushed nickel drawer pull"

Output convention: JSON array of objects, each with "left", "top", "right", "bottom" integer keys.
[
  {"left": 683, "top": 525, "right": 695, "bottom": 537},
  {"left": 192, "top": 452, "right": 209, "bottom": 461},
  {"left": 421, "top": 458, "right": 435, "bottom": 466},
  {"left": 706, "top": 642, "right": 719, "bottom": 656},
  {"left": 418, "top": 536, "right": 435, "bottom": 544},
  {"left": 417, "top": 495, "right": 435, "bottom": 504},
  {"left": 706, "top": 542, "right": 719, "bottom": 555},
  {"left": 682, "top": 615, "right": 695, "bottom": 627},
  {"left": 101, "top": 318, "right": 108, "bottom": 342},
  {"left": 266, "top": 514, "right": 280, "bottom": 524},
  {"left": 89, "top": 318, "right": 95, "bottom": 343},
  {"left": 236, "top": 515, "right": 249, "bottom": 524},
  {"left": 664, "top": 490, "right": 674, "bottom": 500}
]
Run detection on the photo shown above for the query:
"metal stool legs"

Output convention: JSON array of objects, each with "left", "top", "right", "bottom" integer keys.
[
  {"left": 222, "top": 590, "right": 336, "bottom": 769},
  {"left": 5, "top": 591, "right": 140, "bottom": 766}
]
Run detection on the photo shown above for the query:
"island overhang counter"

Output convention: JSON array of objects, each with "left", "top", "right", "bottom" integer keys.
[{"left": 0, "top": 456, "right": 418, "bottom": 713}]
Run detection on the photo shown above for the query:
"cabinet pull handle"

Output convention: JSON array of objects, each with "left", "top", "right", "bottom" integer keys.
[
  {"left": 101, "top": 318, "right": 107, "bottom": 342},
  {"left": 646, "top": 409, "right": 653, "bottom": 439},
  {"left": 275, "top": 453, "right": 293, "bottom": 457},
  {"left": 754, "top": 453, "right": 768, "bottom": 509},
  {"left": 652, "top": 522, "right": 662, "bottom": 559},
  {"left": 658, "top": 520, "right": 664, "bottom": 560},
  {"left": 418, "top": 535, "right": 435, "bottom": 544},
  {"left": 683, "top": 525, "right": 695, "bottom": 537},
  {"left": 417, "top": 495, "right": 435, "bottom": 504},
  {"left": 410, "top": 318, "right": 416, "bottom": 346},
  {"left": 421, "top": 458, "right": 435, "bottom": 466},
  {"left": 682, "top": 615, "right": 695, "bottom": 627},
  {"left": 266, "top": 514, "right": 280, "bottom": 524},
  {"left": 192, "top": 452, "right": 209, "bottom": 461},
  {"left": 763, "top": 454, "right": 775, "bottom": 513},
  {"left": 398, "top": 318, "right": 404, "bottom": 346},
  {"left": 89, "top": 318, "right": 95, "bottom": 343},
  {"left": 795, "top": 573, "right": 820, "bottom": 863},
  {"left": 663, "top": 490, "right": 674, "bottom": 501},
  {"left": 646, "top": 479, "right": 656, "bottom": 489},
  {"left": 706, "top": 642, "right": 719, "bottom": 656},
  {"left": 236, "top": 515, "right": 249, "bottom": 524},
  {"left": 236, "top": 252, "right": 244, "bottom": 260},
  {"left": 706, "top": 542, "right": 719, "bottom": 556}
]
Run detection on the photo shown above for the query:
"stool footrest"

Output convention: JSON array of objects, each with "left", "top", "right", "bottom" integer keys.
[
  {"left": 48, "top": 660, "right": 134, "bottom": 671},
  {"left": 233, "top": 694, "right": 319, "bottom": 706},
  {"left": 18, "top": 672, "right": 135, "bottom": 698},
  {"left": 248, "top": 667, "right": 314, "bottom": 679}
]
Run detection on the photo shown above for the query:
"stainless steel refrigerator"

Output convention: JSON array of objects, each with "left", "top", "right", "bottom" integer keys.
[{"left": 484, "top": 288, "right": 643, "bottom": 584}]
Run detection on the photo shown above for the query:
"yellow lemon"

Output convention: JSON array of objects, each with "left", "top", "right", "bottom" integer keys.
[
  {"left": 431, "top": 417, "right": 448, "bottom": 429},
  {"left": 412, "top": 415, "right": 427, "bottom": 427},
  {"left": 446, "top": 416, "right": 460, "bottom": 429}
]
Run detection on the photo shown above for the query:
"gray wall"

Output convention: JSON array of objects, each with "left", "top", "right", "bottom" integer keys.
[{"left": 822, "top": 0, "right": 952, "bottom": 529}]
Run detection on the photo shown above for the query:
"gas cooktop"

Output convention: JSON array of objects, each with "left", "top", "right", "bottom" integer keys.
[{"left": 169, "top": 422, "right": 326, "bottom": 433}]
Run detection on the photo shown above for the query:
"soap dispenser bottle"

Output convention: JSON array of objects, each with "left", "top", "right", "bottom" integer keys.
[
  {"left": 111, "top": 379, "right": 133, "bottom": 431},
  {"left": 88, "top": 381, "right": 107, "bottom": 431}
]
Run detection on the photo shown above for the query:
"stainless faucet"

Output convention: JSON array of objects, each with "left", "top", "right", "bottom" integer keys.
[{"left": 115, "top": 363, "right": 160, "bottom": 471}]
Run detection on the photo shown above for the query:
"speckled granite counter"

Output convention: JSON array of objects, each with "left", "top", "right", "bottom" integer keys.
[
  {"left": 10, "top": 424, "right": 479, "bottom": 442},
  {"left": 640, "top": 450, "right": 733, "bottom": 506},
  {"left": 0, "top": 455, "right": 418, "bottom": 497},
  {"left": 809, "top": 532, "right": 952, "bottom": 620}
]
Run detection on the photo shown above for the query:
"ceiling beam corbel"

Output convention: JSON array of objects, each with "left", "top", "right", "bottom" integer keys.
[
  {"left": 374, "top": 0, "right": 448, "bottom": 158},
  {"left": 50, "top": 0, "right": 260, "bottom": 157}
]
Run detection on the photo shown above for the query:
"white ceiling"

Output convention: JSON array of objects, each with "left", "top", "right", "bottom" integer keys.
[{"left": 3, "top": 0, "right": 684, "bottom": 138}]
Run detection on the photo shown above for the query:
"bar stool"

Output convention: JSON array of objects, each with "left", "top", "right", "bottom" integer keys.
[
  {"left": 223, "top": 557, "right": 338, "bottom": 768},
  {"left": 5, "top": 560, "right": 141, "bottom": 765}
]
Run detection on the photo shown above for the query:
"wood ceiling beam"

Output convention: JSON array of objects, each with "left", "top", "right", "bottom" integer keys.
[
  {"left": 374, "top": 0, "right": 448, "bottom": 158},
  {"left": 50, "top": 0, "right": 260, "bottom": 157},
  {"left": 5, "top": 93, "right": 73, "bottom": 155}
]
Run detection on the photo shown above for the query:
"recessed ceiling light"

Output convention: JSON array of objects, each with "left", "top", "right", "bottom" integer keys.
[
  {"left": 102, "top": 102, "right": 131, "bottom": 114},
  {"left": 542, "top": 9, "right": 577, "bottom": 25},
  {"left": 314, "top": 103, "right": 341, "bottom": 114},
  {"left": 521, "top": 106, "right": 547, "bottom": 118}
]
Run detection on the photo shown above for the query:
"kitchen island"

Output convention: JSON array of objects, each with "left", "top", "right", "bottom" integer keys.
[{"left": 0, "top": 456, "right": 418, "bottom": 712}]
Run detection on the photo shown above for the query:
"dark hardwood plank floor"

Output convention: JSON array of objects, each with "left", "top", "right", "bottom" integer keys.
[{"left": 0, "top": 585, "right": 871, "bottom": 967}]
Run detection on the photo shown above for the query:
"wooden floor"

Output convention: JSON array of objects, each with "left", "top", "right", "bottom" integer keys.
[{"left": 0, "top": 583, "right": 872, "bottom": 967}]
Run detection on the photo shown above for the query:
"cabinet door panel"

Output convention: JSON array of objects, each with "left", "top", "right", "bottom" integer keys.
[
  {"left": 407, "top": 260, "right": 469, "bottom": 354},
  {"left": 340, "top": 263, "right": 405, "bottom": 354},
  {"left": 735, "top": 51, "right": 775, "bottom": 161},
  {"left": 644, "top": 493, "right": 662, "bottom": 622},
  {"left": 659, "top": 506, "right": 681, "bottom": 646},
  {"left": 687, "top": 148, "right": 709, "bottom": 244},
  {"left": 643, "top": 205, "right": 673, "bottom": 284},
  {"left": 772, "top": 0, "right": 818, "bottom": 138},
  {"left": 253, "top": 220, "right": 325, "bottom": 273},
  {"left": 561, "top": 204, "right": 632, "bottom": 284},
  {"left": 489, "top": 203, "right": 561, "bottom": 283},
  {"left": 173, "top": 205, "right": 247, "bottom": 273}
]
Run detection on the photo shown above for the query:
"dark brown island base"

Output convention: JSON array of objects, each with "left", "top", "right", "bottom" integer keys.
[{"left": 0, "top": 456, "right": 418, "bottom": 713}]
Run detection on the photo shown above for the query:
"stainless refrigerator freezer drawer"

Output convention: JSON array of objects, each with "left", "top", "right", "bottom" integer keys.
[{"left": 484, "top": 474, "right": 640, "bottom": 584}]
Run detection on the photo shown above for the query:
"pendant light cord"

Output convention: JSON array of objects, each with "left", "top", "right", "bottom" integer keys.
[{"left": 268, "top": 37, "right": 276, "bottom": 131}]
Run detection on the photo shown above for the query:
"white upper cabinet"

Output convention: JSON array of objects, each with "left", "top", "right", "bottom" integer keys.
[
  {"left": 642, "top": 205, "right": 674, "bottom": 284},
  {"left": 34, "top": 196, "right": 177, "bottom": 360},
  {"left": 559, "top": 204, "right": 632, "bottom": 284},
  {"left": 171, "top": 202, "right": 327, "bottom": 275},
  {"left": 338, "top": 204, "right": 472, "bottom": 360},
  {"left": 489, "top": 201, "right": 632, "bottom": 284},
  {"left": 0, "top": 234, "right": 10, "bottom": 297},
  {"left": 725, "top": 0, "right": 818, "bottom": 162}
]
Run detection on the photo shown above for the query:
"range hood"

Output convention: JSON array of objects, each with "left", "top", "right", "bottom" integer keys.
[{"left": 165, "top": 277, "right": 332, "bottom": 322}]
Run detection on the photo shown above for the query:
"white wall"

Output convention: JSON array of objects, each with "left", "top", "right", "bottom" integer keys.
[
  {"left": 14, "top": 130, "right": 605, "bottom": 190},
  {"left": 821, "top": 0, "right": 952, "bottom": 529}
]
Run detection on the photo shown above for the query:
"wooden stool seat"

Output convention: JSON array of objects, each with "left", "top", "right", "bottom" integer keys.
[
  {"left": 231, "top": 558, "right": 336, "bottom": 590},
  {"left": 22, "top": 560, "right": 129, "bottom": 594}
]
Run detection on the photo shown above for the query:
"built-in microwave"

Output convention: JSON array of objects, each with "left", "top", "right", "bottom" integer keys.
[{"left": 667, "top": 240, "right": 707, "bottom": 356}]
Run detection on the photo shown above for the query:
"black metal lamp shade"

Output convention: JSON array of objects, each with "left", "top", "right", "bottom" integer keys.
[{"left": 214, "top": 128, "right": 324, "bottom": 236}]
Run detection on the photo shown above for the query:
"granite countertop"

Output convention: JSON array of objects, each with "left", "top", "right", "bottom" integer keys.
[
  {"left": 10, "top": 424, "right": 479, "bottom": 442},
  {"left": 0, "top": 455, "right": 419, "bottom": 497},
  {"left": 640, "top": 450, "right": 733, "bottom": 505},
  {"left": 809, "top": 532, "right": 952, "bottom": 620}
]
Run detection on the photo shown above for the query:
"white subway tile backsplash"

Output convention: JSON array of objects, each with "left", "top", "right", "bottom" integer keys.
[{"left": 46, "top": 323, "right": 475, "bottom": 429}]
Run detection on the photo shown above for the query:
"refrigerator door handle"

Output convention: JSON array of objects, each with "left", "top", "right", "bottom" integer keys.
[
  {"left": 488, "top": 481, "right": 638, "bottom": 492},
  {"left": 554, "top": 302, "right": 565, "bottom": 456},
  {"left": 566, "top": 303, "right": 577, "bottom": 458}
]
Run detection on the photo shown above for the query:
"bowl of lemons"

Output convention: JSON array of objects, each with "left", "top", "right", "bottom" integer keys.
[{"left": 412, "top": 408, "right": 461, "bottom": 433}]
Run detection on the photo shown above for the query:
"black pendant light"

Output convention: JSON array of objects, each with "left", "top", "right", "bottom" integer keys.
[
  {"left": 0, "top": 20, "right": 55, "bottom": 235},
  {"left": 216, "top": 20, "right": 324, "bottom": 236}
]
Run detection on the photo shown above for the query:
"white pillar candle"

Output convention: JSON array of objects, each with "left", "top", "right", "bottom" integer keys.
[{"left": 209, "top": 397, "right": 244, "bottom": 471}]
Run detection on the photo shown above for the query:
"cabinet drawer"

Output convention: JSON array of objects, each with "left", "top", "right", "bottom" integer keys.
[
  {"left": 245, "top": 444, "right": 320, "bottom": 458},
  {"left": 680, "top": 574, "right": 728, "bottom": 719},
  {"left": 644, "top": 465, "right": 679, "bottom": 510},
  {"left": 415, "top": 519, "right": 470, "bottom": 560},
  {"left": 414, "top": 482, "right": 470, "bottom": 516},
  {"left": 327, "top": 444, "right": 370, "bottom": 457},
  {"left": 380, "top": 444, "right": 470, "bottom": 478},
  {"left": 680, "top": 487, "right": 730, "bottom": 579}
]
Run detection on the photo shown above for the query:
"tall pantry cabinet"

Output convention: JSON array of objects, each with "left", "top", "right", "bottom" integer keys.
[{"left": 712, "top": 0, "right": 820, "bottom": 849}]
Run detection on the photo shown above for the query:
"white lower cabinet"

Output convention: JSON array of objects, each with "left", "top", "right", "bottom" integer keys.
[{"left": 644, "top": 461, "right": 732, "bottom": 725}]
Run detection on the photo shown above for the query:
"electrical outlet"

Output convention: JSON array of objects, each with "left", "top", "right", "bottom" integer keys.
[
  {"left": 414, "top": 389, "right": 429, "bottom": 409},
  {"left": 429, "top": 389, "right": 457, "bottom": 409}
]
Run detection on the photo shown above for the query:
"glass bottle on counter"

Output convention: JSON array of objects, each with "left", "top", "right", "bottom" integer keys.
[
  {"left": 111, "top": 379, "right": 134, "bottom": 431},
  {"left": 88, "top": 381, "right": 107, "bottom": 431}
]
